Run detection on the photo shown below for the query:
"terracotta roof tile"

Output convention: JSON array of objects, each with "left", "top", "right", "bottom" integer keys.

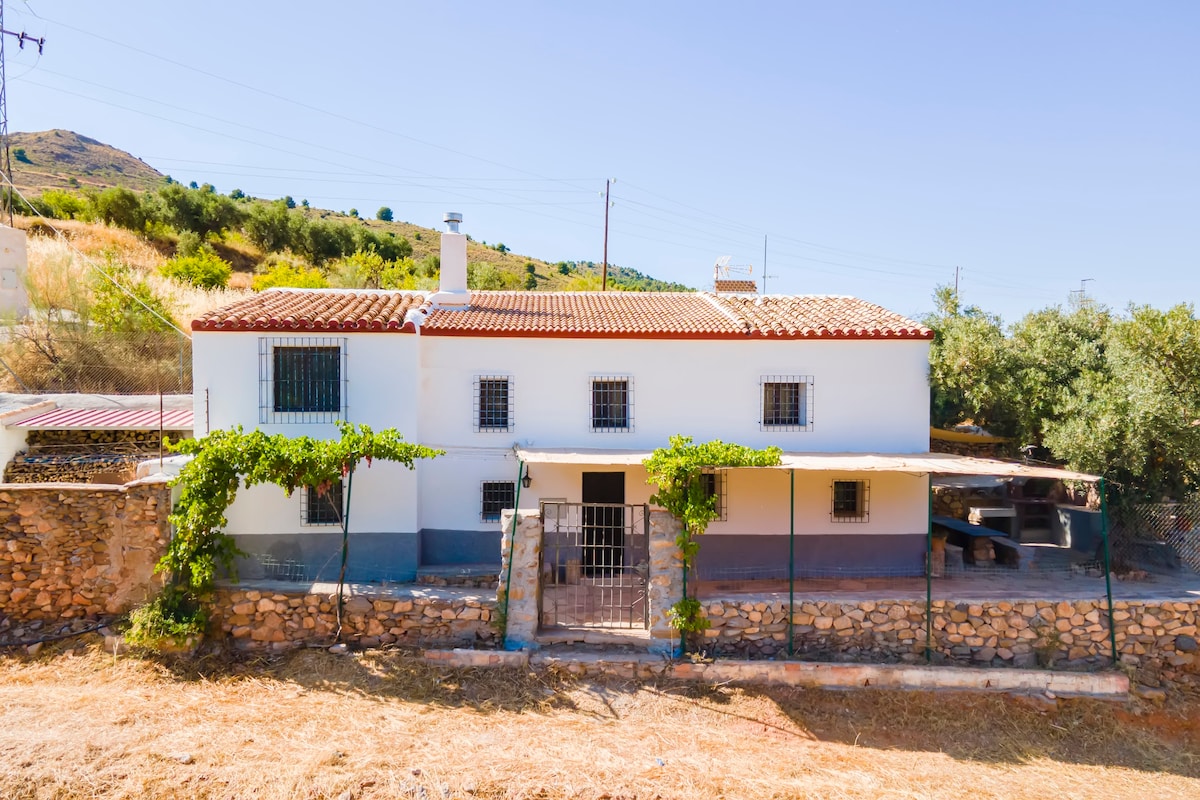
[
  {"left": 712, "top": 295, "right": 932, "bottom": 339},
  {"left": 191, "top": 289, "right": 428, "bottom": 332},
  {"left": 192, "top": 289, "right": 932, "bottom": 340},
  {"left": 420, "top": 292, "right": 739, "bottom": 337}
]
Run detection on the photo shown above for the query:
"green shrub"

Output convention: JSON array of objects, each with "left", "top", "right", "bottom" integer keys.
[
  {"left": 376, "top": 206, "right": 393, "bottom": 222},
  {"left": 90, "top": 263, "right": 177, "bottom": 333},
  {"left": 160, "top": 250, "right": 233, "bottom": 289},
  {"left": 524, "top": 273, "right": 537, "bottom": 290},
  {"left": 252, "top": 261, "right": 328, "bottom": 290},
  {"left": 125, "top": 587, "right": 207, "bottom": 649}
]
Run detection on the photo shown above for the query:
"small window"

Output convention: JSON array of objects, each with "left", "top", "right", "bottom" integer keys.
[
  {"left": 302, "top": 481, "right": 344, "bottom": 526},
  {"left": 260, "top": 337, "right": 347, "bottom": 424},
  {"left": 481, "top": 481, "right": 516, "bottom": 522},
  {"left": 475, "top": 376, "right": 513, "bottom": 432},
  {"left": 831, "top": 480, "right": 869, "bottom": 523},
  {"left": 761, "top": 375, "right": 813, "bottom": 431},
  {"left": 591, "top": 377, "right": 632, "bottom": 432},
  {"left": 701, "top": 469, "right": 728, "bottom": 521}
]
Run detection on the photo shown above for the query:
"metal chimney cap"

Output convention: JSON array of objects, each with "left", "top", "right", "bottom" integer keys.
[{"left": 443, "top": 212, "right": 463, "bottom": 233}]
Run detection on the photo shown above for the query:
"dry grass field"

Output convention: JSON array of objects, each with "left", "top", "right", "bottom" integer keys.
[{"left": 0, "top": 638, "right": 1197, "bottom": 800}]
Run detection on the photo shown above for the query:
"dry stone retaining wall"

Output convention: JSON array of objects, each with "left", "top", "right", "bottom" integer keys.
[
  {"left": 210, "top": 586, "right": 498, "bottom": 652},
  {"left": 700, "top": 596, "right": 1199, "bottom": 692},
  {"left": 0, "top": 480, "right": 171, "bottom": 626}
]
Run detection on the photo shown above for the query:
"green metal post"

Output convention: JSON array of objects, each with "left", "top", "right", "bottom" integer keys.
[
  {"left": 1099, "top": 478, "right": 1119, "bottom": 667},
  {"left": 500, "top": 460, "right": 524, "bottom": 637},
  {"left": 788, "top": 469, "right": 795, "bottom": 657},
  {"left": 335, "top": 468, "right": 355, "bottom": 638},
  {"left": 680, "top": 527, "right": 688, "bottom": 657},
  {"left": 925, "top": 473, "right": 933, "bottom": 664}
]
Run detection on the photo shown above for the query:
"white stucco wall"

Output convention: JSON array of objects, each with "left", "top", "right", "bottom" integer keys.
[
  {"left": 194, "top": 328, "right": 930, "bottom": 539},
  {"left": 418, "top": 336, "right": 930, "bottom": 453},
  {"left": 192, "top": 331, "right": 421, "bottom": 535}
]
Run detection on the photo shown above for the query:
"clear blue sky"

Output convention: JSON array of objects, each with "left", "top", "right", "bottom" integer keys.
[{"left": 6, "top": 2, "right": 1197, "bottom": 323}]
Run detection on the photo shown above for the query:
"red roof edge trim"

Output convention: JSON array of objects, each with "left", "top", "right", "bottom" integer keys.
[{"left": 192, "top": 320, "right": 418, "bottom": 333}]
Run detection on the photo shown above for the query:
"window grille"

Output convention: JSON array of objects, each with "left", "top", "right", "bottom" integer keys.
[
  {"left": 259, "top": 337, "right": 347, "bottom": 424},
  {"left": 591, "top": 376, "right": 632, "bottom": 432},
  {"left": 760, "top": 375, "right": 814, "bottom": 431},
  {"left": 481, "top": 481, "right": 516, "bottom": 522},
  {"left": 702, "top": 469, "right": 728, "bottom": 521},
  {"left": 301, "top": 481, "right": 344, "bottom": 526},
  {"left": 474, "top": 376, "right": 513, "bottom": 432},
  {"left": 831, "top": 479, "right": 869, "bottom": 523}
]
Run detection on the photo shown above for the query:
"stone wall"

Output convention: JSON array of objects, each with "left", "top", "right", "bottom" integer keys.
[
  {"left": 0, "top": 480, "right": 171, "bottom": 626},
  {"left": 210, "top": 585, "right": 497, "bottom": 652},
  {"left": 698, "top": 595, "right": 1199, "bottom": 693},
  {"left": 932, "top": 484, "right": 1008, "bottom": 519}
]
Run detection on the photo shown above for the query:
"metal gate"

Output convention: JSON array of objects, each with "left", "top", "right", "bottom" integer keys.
[{"left": 540, "top": 502, "right": 649, "bottom": 629}]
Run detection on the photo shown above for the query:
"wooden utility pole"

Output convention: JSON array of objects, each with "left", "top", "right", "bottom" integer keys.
[{"left": 601, "top": 178, "right": 613, "bottom": 291}]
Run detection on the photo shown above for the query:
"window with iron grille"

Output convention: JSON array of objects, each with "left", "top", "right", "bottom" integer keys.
[
  {"left": 474, "top": 376, "right": 513, "bottom": 432},
  {"left": 481, "top": 481, "right": 516, "bottom": 522},
  {"left": 761, "top": 375, "right": 813, "bottom": 431},
  {"left": 301, "top": 481, "right": 344, "bottom": 526},
  {"left": 702, "top": 469, "right": 728, "bottom": 521},
  {"left": 259, "top": 337, "right": 347, "bottom": 424},
  {"left": 591, "top": 377, "right": 632, "bottom": 432},
  {"left": 831, "top": 480, "right": 869, "bottom": 523}
]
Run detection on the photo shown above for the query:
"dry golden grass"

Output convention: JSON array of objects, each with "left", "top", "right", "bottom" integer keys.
[{"left": 0, "top": 639, "right": 1196, "bottom": 800}]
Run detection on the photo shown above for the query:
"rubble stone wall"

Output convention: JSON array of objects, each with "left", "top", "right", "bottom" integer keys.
[
  {"left": 0, "top": 480, "right": 171, "bottom": 625},
  {"left": 210, "top": 586, "right": 498, "bottom": 652},
  {"left": 699, "top": 596, "right": 1199, "bottom": 693}
]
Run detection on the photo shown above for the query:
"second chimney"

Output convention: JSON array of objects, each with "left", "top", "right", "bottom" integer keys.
[{"left": 435, "top": 211, "right": 469, "bottom": 306}]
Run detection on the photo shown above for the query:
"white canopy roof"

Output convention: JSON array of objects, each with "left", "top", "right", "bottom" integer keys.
[{"left": 512, "top": 447, "right": 1099, "bottom": 482}]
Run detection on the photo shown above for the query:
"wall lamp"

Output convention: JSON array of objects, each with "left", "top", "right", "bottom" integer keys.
[{"left": 521, "top": 466, "right": 532, "bottom": 489}]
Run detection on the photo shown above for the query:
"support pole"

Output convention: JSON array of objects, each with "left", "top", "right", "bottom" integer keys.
[
  {"left": 680, "top": 527, "right": 688, "bottom": 657},
  {"left": 335, "top": 468, "right": 355, "bottom": 638},
  {"left": 925, "top": 473, "right": 933, "bottom": 664},
  {"left": 1099, "top": 478, "right": 1118, "bottom": 666},
  {"left": 500, "top": 459, "right": 524, "bottom": 636},
  {"left": 788, "top": 469, "right": 795, "bottom": 657}
]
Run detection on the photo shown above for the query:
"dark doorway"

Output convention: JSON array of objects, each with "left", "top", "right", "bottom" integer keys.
[{"left": 582, "top": 472, "right": 625, "bottom": 576}]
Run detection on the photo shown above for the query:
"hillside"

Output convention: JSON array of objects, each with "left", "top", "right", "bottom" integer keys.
[
  {"left": 8, "top": 129, "right": 693, "bottom": 292},
  {"left": 8, "top": 130, "right": 166, "bottom": 194}
]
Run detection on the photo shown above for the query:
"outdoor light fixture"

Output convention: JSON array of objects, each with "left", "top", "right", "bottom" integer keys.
[{"left": 521, "top": 467, "right": 532, "bottom": 489}]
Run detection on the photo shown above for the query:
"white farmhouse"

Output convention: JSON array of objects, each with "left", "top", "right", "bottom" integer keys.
[{"left": 191, "top": 216, "right": 935, "bottom": 585}]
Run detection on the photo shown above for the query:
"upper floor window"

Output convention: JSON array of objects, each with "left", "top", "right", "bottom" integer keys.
[
  {"left": 760, "top": 375, "right": 813, "bottom": 432},
  {"left": 591, "top": 377, "right": 632, "bottom": 432},
  {"left": 301, "top": 481, "right": 344, "bottom": 526},
  {"left": 259, "top": 337, "right": 347, "bottom": 424},
  {"left": 475, "top": 376, "right": 513, "bottom": 432},
  {"left": 831, "top": 479, "right": 869, "bottom": 523}
]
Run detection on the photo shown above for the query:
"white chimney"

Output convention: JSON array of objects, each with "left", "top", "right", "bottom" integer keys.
[{"left": 432, "top": 211, "right": 469, "bottom": 307}]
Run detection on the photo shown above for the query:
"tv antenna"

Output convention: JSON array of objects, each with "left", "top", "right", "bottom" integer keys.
[{"left": 712, "top": 255, "right": 756, "bottom": 293}]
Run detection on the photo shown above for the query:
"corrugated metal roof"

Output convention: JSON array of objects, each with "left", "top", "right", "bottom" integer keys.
[
  {"left": 11, "top": 406, "right": 194, "bottom": 430},
  {"left": 512, "top": 447, "right": 1099, "bottom": 481}
]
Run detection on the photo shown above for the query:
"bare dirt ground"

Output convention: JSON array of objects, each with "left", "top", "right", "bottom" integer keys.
[{"left": 1, "top": 637, "right": 1198, "bottom": 800}]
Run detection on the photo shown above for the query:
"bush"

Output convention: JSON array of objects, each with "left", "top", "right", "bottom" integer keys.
[
  {"left": 90, "top": 263, "right": 177, "bottom": 333},
  {"left": 376, "top": 206, "right": 393, "bottom": 222},
  {"left": 160, "top": 250, "right": 232, "bottom": 289},
  {"left": 125, "top": 587, "right": 207, "bottom": 649},
  {"left": 91, "top": 187, "right": 150, "bottom": 231},
  {"left": 524, "top": 262, "right": 536, "bottom": 274},
  {"left": 524, "top": 273, "right": 537, "bottom": 290},
  {"left": 252, "top": 261, "right": 328, "bottom": 290},
  {"left": 244, "top": 199, "right": 298, "bottom": 253},
  {"left": 12, "top": 147, "right": 30, "bottom": 164},
  {"left": 468, "top": 262, "right": 521, "bottom": 290}
]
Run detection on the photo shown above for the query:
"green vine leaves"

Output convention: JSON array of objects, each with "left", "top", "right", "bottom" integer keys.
[{"left": 643, "top": 435, "right": 781, "bottom": 634}]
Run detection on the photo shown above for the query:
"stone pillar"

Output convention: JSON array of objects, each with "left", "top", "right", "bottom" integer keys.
[
  {"left": 498, "top": 509, "right": 542, "bottom": 650},
  {"left": 648, "top": 510, "right": 683, "bottom": 656}
]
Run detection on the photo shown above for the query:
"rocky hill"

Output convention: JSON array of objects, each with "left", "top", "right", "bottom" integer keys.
[{"left": 7, "top": 129, "right": 166, "bottom": 194}]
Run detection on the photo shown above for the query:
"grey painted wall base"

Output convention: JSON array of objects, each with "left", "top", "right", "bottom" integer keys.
[
  {"left": 420, "top": 529, "right": 503, "bottom": 566},
  {"left": 694, "top": 533, "right": 928, "bottom": 579},
  {"left": 232, "top": 532, "right": 419, "bottom": 584}
]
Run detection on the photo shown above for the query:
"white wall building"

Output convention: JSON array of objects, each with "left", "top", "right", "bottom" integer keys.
[{"left": 190, "top": 217, "right": 935, "bottom": 583}]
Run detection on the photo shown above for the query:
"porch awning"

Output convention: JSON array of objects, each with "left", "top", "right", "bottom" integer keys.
[{"left": 512, "top": 447, "right": 1100, "bottom": 482}]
